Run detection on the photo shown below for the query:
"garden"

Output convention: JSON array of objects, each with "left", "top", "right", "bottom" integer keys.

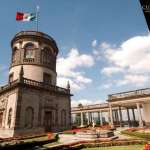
[{"left": 1, "top": 127, "right": 150, "bottom": 150}]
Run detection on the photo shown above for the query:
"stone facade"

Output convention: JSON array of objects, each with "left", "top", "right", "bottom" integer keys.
[{"left": 0, "top": 31, "right": 72, "bottom": 138}]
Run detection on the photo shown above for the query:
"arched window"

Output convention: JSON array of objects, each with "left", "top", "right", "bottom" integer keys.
[
  {"left": 43, "top": 73, "right": 52, "bottom": 85},
  {"left": 25, "top": 107, "right": 34, "bottom": 128},
  {"left": 24, "top": 43, "right": 35, "bottom": 59},
  {"left": 42, "top": 47, "right": 52, "bottom": 64},
  {"left": 24, "top": 42, "right": 34, "bottom": 49},
  {"left": 7, "top": 108, "right": 12, "bottom": 128},
  {"left": 12, "top": 47, "right": 17, "bottom": 63},
  {"left": 61, "top": 109, "right": 66, "bottom": 126}
]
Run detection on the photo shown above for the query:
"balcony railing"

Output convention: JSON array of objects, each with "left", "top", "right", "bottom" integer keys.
[
  {"left": 108, "top": 88, "right": 150, "bottom": 101},
  {"left": 22, "top": 78, "right": 69, "bottom": 94},
  {"left": 23, "top": 58, "right": 35, "bottom": 63},
  {"left": 71, "top": 103, "right": 109, "bottom": 111},
  {"left": 0, "top": 78, "right": 70, "bottom": 95},
  {"left": 14, "top": 31, "right": 54, "bottom": 42},
  {"left": 0, "top": 79, "right": 19, "bottom": 92}
]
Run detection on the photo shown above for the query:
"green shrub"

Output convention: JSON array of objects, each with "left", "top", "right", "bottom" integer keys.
[{"left": 121, "top": 130, "right": 150, "bottom": 140}]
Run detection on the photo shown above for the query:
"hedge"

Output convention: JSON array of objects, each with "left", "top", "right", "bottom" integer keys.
[
  {"left": 121, "top": 130, "right": 150, "bottom": 140},
  {"left": 47, "top": 139, "right": 147, "bottom": 150}
]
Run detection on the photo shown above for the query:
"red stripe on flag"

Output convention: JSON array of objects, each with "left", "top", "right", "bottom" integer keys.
[{"left": 16, "top": 12, "right": 24, "bottom": 21}]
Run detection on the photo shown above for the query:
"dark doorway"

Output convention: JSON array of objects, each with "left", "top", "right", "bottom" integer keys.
[{"left": 44, "top": 111, "right": 52, "bottom": 131}]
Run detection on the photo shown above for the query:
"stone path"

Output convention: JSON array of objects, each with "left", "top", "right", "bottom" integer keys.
[
  {"left": 59, "top": 128, "right": 133, "bottom": 145},
  {"left": 59, "top": 134, "right": 83, "bottom": 144}
]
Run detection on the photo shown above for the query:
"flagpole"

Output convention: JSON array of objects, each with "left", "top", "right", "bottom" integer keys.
[{"left": 36, "top": 6, "right": 39, "bottom": 31}]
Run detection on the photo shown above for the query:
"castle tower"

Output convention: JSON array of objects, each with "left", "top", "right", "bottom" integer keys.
[
  {"left": 9, "top": 31, "right": 58, "bottom": 85},
  {"left": 0, "top": 31, "right": 72, "bottom": 138}
]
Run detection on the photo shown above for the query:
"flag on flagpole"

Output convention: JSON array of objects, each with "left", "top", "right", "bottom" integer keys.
[{"left": 16, "top": 12, "right": 36, "bottom": 21}]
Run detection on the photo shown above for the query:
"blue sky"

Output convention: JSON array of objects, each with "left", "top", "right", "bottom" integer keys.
[{"left": 0, "top": 0, "right": 149, "bottom": 106}]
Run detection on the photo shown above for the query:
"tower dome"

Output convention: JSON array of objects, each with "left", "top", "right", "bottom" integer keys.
[{"left": 9, "top": 31, "right": 59, "bottom": 85}]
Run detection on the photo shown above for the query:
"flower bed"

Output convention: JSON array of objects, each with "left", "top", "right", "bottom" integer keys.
[
  {"left": 63, "top": 125, "right": 113, "bottom": 135},
  {"left": 143, "top": 144, "right": 150, "bottom": 150}
]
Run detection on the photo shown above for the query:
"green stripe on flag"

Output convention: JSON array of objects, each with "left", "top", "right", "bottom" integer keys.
[{"left": 30, "top": 13, "right": 36, "bottom": 21}]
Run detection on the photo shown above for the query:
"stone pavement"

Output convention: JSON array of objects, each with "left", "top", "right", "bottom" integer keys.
[
  {"left": 59, "top": 128, "right": 132, "bottom": 145},
  {"left": 59, "top": 134, "right": 83, "bottom": 144}
]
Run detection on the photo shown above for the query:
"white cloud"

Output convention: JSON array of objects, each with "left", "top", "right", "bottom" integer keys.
[
  {"left": 71, "top": 99, "right": 102, "bottom": 107},
  {"left": 101, "top": 83, "right": 113, "bottom": 89},
  {"left": 92, "top": 40, "right": 97, "bottom": 47},
  {"left": 75, "top": 75, "right": 92, "bottom": 84},
  {"left": 56, "top": 48, "right": 94, "bottom": 91},
  {"left": 57, "top": 77, "right": 83, "bottom": 91},
  {"left": 57, "top": 48, "right": 94, "bottom": 78},
  {"left": 100, "top": 42, "right": 111, "bottom": 49},
  {"left": 104, "top": 35, "right": 150, "bottom": 74},
  {"left": 101, "top": 66, "right": 124, "bottom": 76},
  {"left": 100, "top": 34, "right": 150, "bottom": 87},
  {"left": 117, "top": 74, "right": 149, "bottom": 86}
]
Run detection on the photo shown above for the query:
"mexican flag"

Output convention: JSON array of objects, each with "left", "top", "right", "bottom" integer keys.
[{"left": 16, "top": 12, "right": 36, "bottom": 21}]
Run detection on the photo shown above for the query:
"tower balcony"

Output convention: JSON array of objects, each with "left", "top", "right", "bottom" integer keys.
[{"left": 0, "top": 77, "right": 72, "bottom": 96}]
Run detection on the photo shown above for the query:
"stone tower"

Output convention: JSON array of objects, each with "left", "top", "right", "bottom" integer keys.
[
  {"left": 9, "top": 31, "right": 58, "bottom": 85},
  {"left": 0, "top": 31, "right": 72, "bottom": 138}
]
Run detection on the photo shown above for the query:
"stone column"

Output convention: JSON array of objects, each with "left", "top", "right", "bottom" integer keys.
[
  {"left": 132, "top": 108, "right": 136, "bottom": 121},
  {"left": 97, "top": 112, "right": 100, "bottom": 125},
  {"left": 91, "top": 112, "right": 93, "bottom": 122},
  {"left": 100, "top": 110, "right": 103, "bottom": 126},
  {"left": 136, "top": 103, "right": 143, "bottom": 127},
  {"left": 119, "top": 106, "right": 123, "bottom": 127},
  {"left": 87, "top": 112, "right": 90, "bottom": 125},
  {"left": 80, "top": 112, "right": 84, "bottom": 127},
  {"left": 115, "top": 110, "right": 119, "bottom": 122},
  {"left": 126, "top": 108, "right": 131, "bottom": 127},
  {"left": 109, "top": 104, "right": 114, "bottom": 127}
]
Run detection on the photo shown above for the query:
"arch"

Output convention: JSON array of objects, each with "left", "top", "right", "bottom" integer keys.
[
  {"left": 12, "top": 47, "right": 18, "bottom": 63},
  {"left": 61, "top": 109, "right": 66, "bottom": 126},
  {"left": 43, "top": 47, "right": 53, "bottom": 55},
  {"left": 24, "top": 42, "right": 35, "bottom": 59},
  {"left": 24, "top": 42, "right": 35, "bottom": 49},
  {"left": 41, "top": 46, "right": 55, "bottom": 65},
  {"left": 7, "top": 108, "right": 12, "bottom": 128},
  {"left": 25, "top": 107, "right": 34, "bottom": 128}
]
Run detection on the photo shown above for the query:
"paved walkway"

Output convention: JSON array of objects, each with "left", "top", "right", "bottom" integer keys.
[
  {"left": 59, "top": 128, "right": 132, "bottom": 145},
  {"left": 59, "top": 134, "right": 83, "bottom": 144},
  {"left": 114, "top": 128, "right": 132, "bottom": 139}
]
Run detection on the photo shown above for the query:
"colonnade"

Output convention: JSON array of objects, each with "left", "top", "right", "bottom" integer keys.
[
  {"left": 109, "top": 103, "right": 143, "bottom": 128},
  {"left": 72, "top": 103, "right": 143, "bottom": 128}
]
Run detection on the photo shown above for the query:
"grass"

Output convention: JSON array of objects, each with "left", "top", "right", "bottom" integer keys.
[
  {"left": 43, "top": 141, "right": 61, "bottom": 148},
  {"left": 82, "top": 145, "right": 144, "bottom": 150},
  {"left": 21, "top": 135, "right": 48, "bottom": 142},
  {"left": 121, "top": 130, "right": 150, "bottom": 140}
]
